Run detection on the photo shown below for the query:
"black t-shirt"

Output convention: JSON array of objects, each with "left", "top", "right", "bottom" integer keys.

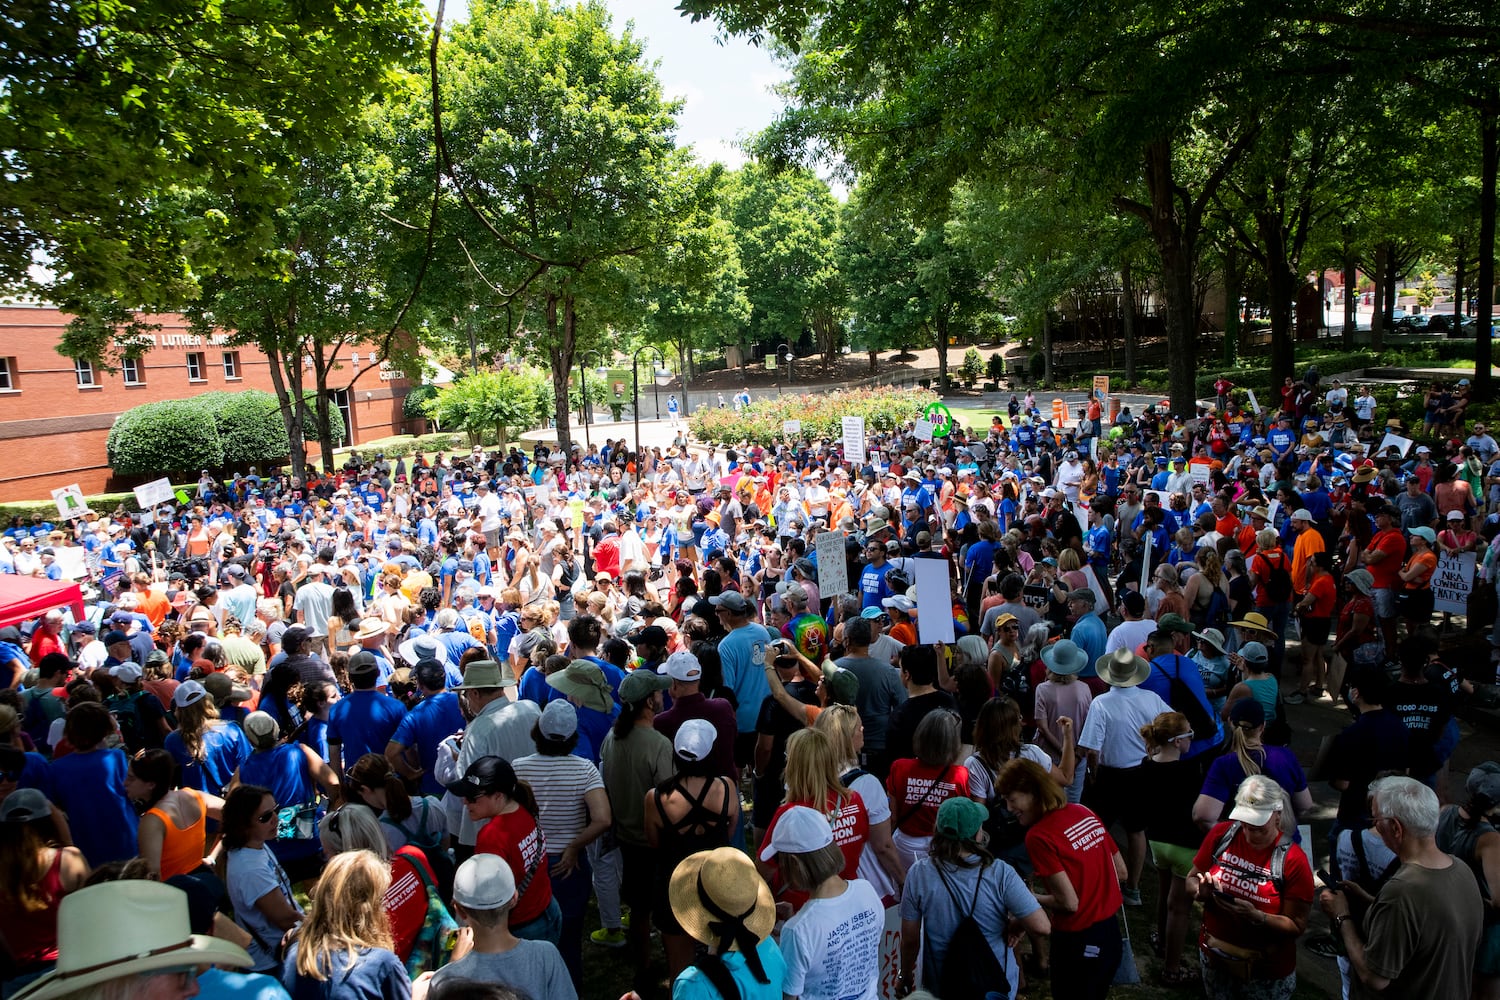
[
  {"left": 1327, "top": 709, "right": 1412, "bottom": 826},
  {"left": 755, "top": 680, "right": 819, "bottom": 779},
  {"left": 1388, "top": 679, "right": 1453, "bottom": 777},
  {"left": 888, "top": 689, "right": 959, "bottom": 762}
]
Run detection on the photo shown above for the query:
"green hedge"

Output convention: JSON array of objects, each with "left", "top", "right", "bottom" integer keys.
[
  {"left": 199, "top": 391, "right": 290, "bottom": 467},
  {"left": 689, "top": 386, "right": 940, "bottom": 445},
  {"left": 342, "top": 432, "right": 469, "bottom": 462},
  {"left": 0, "top": 492, "right": 141, "bottom": 530},
  {"left": 108, "top": 392, "right": 346, "bottom": 477}
]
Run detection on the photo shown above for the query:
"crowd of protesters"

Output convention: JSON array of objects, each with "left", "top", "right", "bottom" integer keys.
[{"left": 0, "top": 365, "right": 1498, "bottom": 1000}]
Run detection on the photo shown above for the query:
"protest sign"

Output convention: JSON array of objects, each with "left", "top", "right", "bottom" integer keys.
[
  {"left": 1246, "top": 389, "right": 1262, "bottom": 415},
  {"left": 1376, "top": 432, "right": 1414, "bottom": 458},
  {"left": 782, "top": 419, "right": 802, "bottom": 437},
  {"left": 1093, "top": 375, "right": 1110, "bottom": 401},
  {"left": 1141, "top": 530, "right": 1153, "bottom": 595},
  {"left": 914, "top": 558, "right": 956, "bottom": 644},
  {"left": 54, "top": 547, "right": 88, "bottom": 581},
  {"left": 913, "top": 417, "right": 934, "bottom": 442},
  {"left": 877, "top": 905, "right": 903, "bottom": 999},
  {"left": 50, "top": 484, "right": 89, "bottom": 520},
  {"left": 1433, "top": 551, "right": 1477, "bottom": 615},
  {"left": 842, "top": 415, "right": 867, "bottom": 465},
  {"left": 1190, "top": 465, "right": 1212, "bottom": 488},
  {"left": 134, "top": 477, "right": 176, "bottom": 509},
  {"left": 1022, "top": 585, "right": 1052, "bottom": 611},
  {"left": 1082, "top": 565, "right": 1110, "bottom": 611},
  {"left": 815, "top": 530, "right": 849, "bottom": 598}
]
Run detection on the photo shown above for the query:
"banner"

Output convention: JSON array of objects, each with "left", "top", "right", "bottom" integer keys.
[
  {"left": 1081, "top": 565, "right": 1110, "bottom": 612},
  {"left": 877, "top": 904, "right": 903, "bottom": 999},
  {"left": 842, "top": 415, "right": 867, "bottom": 465},
  {"left": 782, "top": 419, "right": 802, "bottom": 437},
  {"left": 134, "top": 477, "right": 176, "bottom": 509},
  {"left": 914, "top": 557, "right": 955, "bottom": 645},
  {"left": 1432, "top": 551, "right": 1477, "bottom": 615},
  {"left": 50, "top": 484, "right": 89, "bottom": 521},
  {"left": 815, "top": 530, "right": 849, "bottom": 598}
]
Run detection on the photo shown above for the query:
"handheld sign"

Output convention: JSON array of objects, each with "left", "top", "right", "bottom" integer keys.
[
  {"left": 1432, "top": 552, "right": 1476, "bottom": 615},
  {"left": 913, "top": 558, "right": 956, "bottom": 645},
  {"left": 51, "top": 484, "right": 90, "bottom": 520},
  {"left": 816, "top": 530, "right": 849, "bottom": 598},
  {"left": 842, "top": 416, "right": 867, "bottom": 465}
]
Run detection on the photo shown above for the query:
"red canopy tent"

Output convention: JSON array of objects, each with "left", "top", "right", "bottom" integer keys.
[{"left": 0, "top": 576, "right": 86, "bottom": 629}]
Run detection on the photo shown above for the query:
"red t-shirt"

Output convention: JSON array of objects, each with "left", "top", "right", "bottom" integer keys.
[
  {"left": 760, "top": 793, "right": 869, "bottom": 910},
  {"left": 1024, "top": 804, "right": 1122, "bottom": 932},
  {"left": 1251, "top": 550, "right": 1289, "bottom": 607},
  {"left": 1192, "top": 822, "right": 1314, "bottom": 978},
  {"left": 386, "top": 847, "right": 439, "bottom": 962},
  {"left": 1306, "top": 573, "right": 1338, "bottom": 618},
  {"left": 476, "top": 808, "right": 552, "bottom": 925},
  {"left": 885, "top": 760, "right": 970, "bottom": 837},
  {"left": 1365, "top": 529, "right": 1407, "bottom": 591}
]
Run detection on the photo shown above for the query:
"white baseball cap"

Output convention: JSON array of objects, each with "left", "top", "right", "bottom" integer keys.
[
  {"left": 452, "top": 854, "right": 516, "bottom": 911},
  {"left": 109, "top": 663, "right": 143, "bottom": 684},
  {"left": 659, "top": 651, "right": 703, "bottom": 683},
  {"left": 172, "top": 680, "right": 207, "bottom": 709},
  {"left": 758, "top": 805, "right": 835, "bottom": 861},
  {"left": 673, "top": 718, "right": 716, "bottom": 762}
]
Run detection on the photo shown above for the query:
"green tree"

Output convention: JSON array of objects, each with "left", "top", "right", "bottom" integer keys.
[
  {"left": 641, "top": 198, "right": 752, "bottom": 384},
  {"left": 425, "top": 367, "right": 551, "bottom": 447}
]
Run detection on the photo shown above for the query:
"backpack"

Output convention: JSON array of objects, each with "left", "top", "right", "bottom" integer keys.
[
  {"left": 380, "top": 798, "right": 443, "bottom": 852},
  {"left": 1210, "top": 821, "right": 1290, "bottom": 893},
  {"left": 1193, "top": 586, "right": 1230, "bottom": 633},
  {"left": 1156, "top": 655, "right": 1216, "bottom": 738},
  {"left": 975, "top": 758, "right": 1027, "bottom": 854},
  {"left": 396, "top": 847, "right": 460, "bottom": 977},
  {"left": 107, "top": 691, "right": 149, "bottom": 754},
  {"left": 930, "top": 864, "right": 1011, "bottom": 1000},
  {"left": 1262, "top": 552, "right": 1294, "bottom": 604}
]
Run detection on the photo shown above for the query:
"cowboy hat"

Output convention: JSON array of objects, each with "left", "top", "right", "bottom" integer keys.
[
  {"left": 669, "top": 847, "right": 775, "bottom": 953},
  {"left": 1095, "top": 649, "right": 1152, "bottom": 688},
  {"left": 13, "top": 881, "right": 251, "bottom": 1000},
  {"left": 546, "top": 660, "right": 614, "bottom": 714},
  {"left": 1352, "top": 466, "right": 1377, "bottom": 484},
  {"left": 353, "top": 618, "right": 390, "bottom": 641},
  {"left": 1041, "top": 639, "right": 1089, "bottom": 676},
  {"left": 1228, "top": 612, "right": 1277, "bottom": 637}
]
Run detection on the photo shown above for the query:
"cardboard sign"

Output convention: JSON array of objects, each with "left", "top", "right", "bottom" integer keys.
[
  {"left": 50, "top": 484, "right": 90, "bottom": 520},
  {"left": 877, "top": 905, "right": 903, "bottom": 999},
  {"left": 1433, "top": 551, "right": 1477, "bottom": 615},
  {"left": 783, "top": 419, "right": 802, "bottom": 437},
  {"left": 1377, "top": 432, "right": 1414, "bottom": 458},
  {"left": 1081, "top": 565, "right": 1110, "bottom": 612},
  {"left": 842, "top": 415, "right": 867, "bottom": 465},
  {"left": 1246, "top": 389, "right": 1262, "bottom": 415},
  {"left": 54, "top": 546, "right": 88, "bottom": 581},
  {"left": 1093, "top": 375, "right": 1110, "bottom": 401},
  {"left": 1190, "top": 465, "right": 1212, "bottom": 488},
  {"left": 913, "top": 417, "right": 934, "bottom": 442},
  {"left": 913, "top": 557, "right": 956, "bottom": 644},
  {"left": 815, "top": 529, "right": 849, "bottom": 598},
  {"left": 134, "top": 477, "right": 176, "bottom": 509}
]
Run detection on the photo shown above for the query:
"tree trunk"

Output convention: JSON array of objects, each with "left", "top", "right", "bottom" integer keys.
[
  {"left": 1260, "top": 210, "right": 1298, "bottom": 390},
  {"left": 868, "top": 348, "right": 879, "bottom": 373},
  {"left": 1122, "top": 259, "right": 1139, "bottom": 383},
  {"left": 1342, "top": 231, "right": 1357, "bottom": 347},
  {"left": 1370, "top": 246, "right": 1387, "bottom": 350},
  {"left": 265, "top": 342, "right": 308, "bottom": 483},
  {"left": 1383, "top": 245, "right": 1398, "bottom": 327},
  {"left": 1476, "top": 102, "right": 1496, "bottom": 400},
  {"left": 1041, "top": 309, "right": 1054, "bottom": 386},
  {"left": 314, "top": 385, "right": 337, "bottom": 476},
  {"left": 1141, "top": 139, "right": 1199, "bottom": 417},
  {"left": 935, "top": 319, "right": 949, "bottom": 391},
  {"left": 1220, "top": 245, "right": 1238, "bottom": 367},
  {"left": 547, "top": 294, "right": 575, "bottom": 454},
  {"left": 1454, "top": 234, "right": 1466, "bottom": 333}
]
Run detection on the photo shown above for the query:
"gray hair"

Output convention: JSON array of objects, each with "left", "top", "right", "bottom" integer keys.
[
  {"left": 318, "top": 803, "right": 390, "bottom": 861},
  {"left": 1371, "top": 775, "right": 1440, "bottom": 839}
]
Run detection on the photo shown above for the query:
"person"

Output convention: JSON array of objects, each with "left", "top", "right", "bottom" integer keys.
[
  {"left": 1320, "top": 776, "right": 1484, "bottom": 999},
  {"left": 326, "top": 652, "right": 406, "bottom": 776},
  {"left": 164, "top": 678, "right": 253, "bottom": 795},
  {"left": 232, "top": 711, "right": 341, "bottom": 883},
  {"left": 965, "top": 695, "right": 1074, "bottom": 873},
  {"left": 833, "top": 618, "right": 907, "bottom": 779},
  {"left": 1332, "top": 569, "right": 1382, "bottom": 701},
  {"left": 762, "top": 806, "right": 884, "bottom": 1000},
  {"left": 898, "top": 796, "right": 1050, "bottom": 1000},
  {"left": 449, "top": 756, "right": 560, "bottom": 945},
  {"left": 596, "top": 669, "right": 675, "bottom": 965},
  {"left": 126, "top": 749, "right": 223, "bottom": 880},
  {"left": 1436, "top": 762, "right": 1500, "bottom": 1000},
  {"left": 813, "top": 704, "right": 906, "bottom": 902},
  {"left": 0, "top": 790, "right": 89, "bottom": 996},
  {"left": 1077, "top": 647, "right": 1171, "bottom": 907},
  {"left": 449, "top": 661, "right": 541, "bottom": 858},
  {"left": 1032, "top": 639, "right": 1092, "bottom": 804},
  {"left": 1398, "top": 526, "right": 1439, "bottom": 632},
  {"left": 666, "top": 847, "right": 785, "bottom": 1000},
  {"left": 645, "top": 719, "right": 739, "bottom": 979},
  {"left": 1194, "top": 699, "right": 1313, "bottom": 830},
  {"left": 708, "top": 590, "right": 774, "bottom": 767},
  {"left": 1186, "top": 774, "right": 1313, "bottom": 999},
  {"left": 219, "top": 784, "right": 305, "bottom": 973},
  {"left": 7, "top": 878, "right": 253, "bottom": 1000},
  {"left": 426, "top": 854, "right": 574, "bottom": 1000},
  {"left": 280, "top": 849, "right": 411, "bottom": 1000},
  {"left": 510, "top": 700, "right": 612, "bottom": 991},
  {"left": 46, "top": 702, "right": 138, "bottom": 867},
  {"left": 1220, "top": 641, "right": 1282, "bottom": 736},
  {"left": 886, "top": 709, "right": 969, "bottom": 873},
  {"left": 1290, "top": 550, "right": 1338, "bottom": 703},
  {"left": 345, "top": 752, "right": 449, "bottom": 877},
  {"left": 1323, "top": 664, "right": 1411, "bottom": 839},
  {"left": 1137, "top": 712, "right": 1206, "bottom": 987},
  {"left": 887, "top": 644, "right": 958, "bottom": 765},
  {"left": 998, "top": 757, "right": 1125, "bottom": 999}
]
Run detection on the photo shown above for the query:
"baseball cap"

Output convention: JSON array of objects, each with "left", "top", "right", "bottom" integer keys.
[
  {"left": 758, "top": 805, "right": 834, "bottom": 861},
  {"left": 1290, "top": 508, "right": 1314, "bottom": 522},
  {"left": 538, "top": 700, "right": 578, "bottom": 740},
  {"left": 619, "top": 669, "right": 672, "bottom": 705},
  {"left": 452, "top": 854, "right": 517, "bottom": 911},
  {"left": 109, "top": 663, "right": 143, "bottom": 684},
  {"left": 0, "top": 788, "right": 51, "bottom": 824},
  {"left": 103, "top": 630, "right": 131, "bottom": 647},
  {"left": 633, "top": 625, "right": 669, "bottom": 648},
  {"left": 881, "top": 595, "right": 916, "bottom": 614},
  {"left": 1120, "top": 591, "right": 1146, "bottom": 616},
  {"left": 659, "top": 651, "right": 703, "bottom": 683},
  {"left": 859, "top": 606, "right": 886, "bottom": 621},
  {"left": 934, "top": 796, "right": 989, "bottom": 842},
  {"left": 673, "top": 719, "right": 716, "bottom": 762},
  {"left": 346, "top": 650, "right": 381, "bottom": 677},
  {"left": 821, "top": 663, "right": 859, "bottom": 704},
  {"left": 172, "top": 680, "right": 208, "bottom": 709},
  {"left": 242, "top": 712, "right": 279, "bottom": 743},
  {"left": 708, "top": 592, "right": 753, "bottom": 615}
]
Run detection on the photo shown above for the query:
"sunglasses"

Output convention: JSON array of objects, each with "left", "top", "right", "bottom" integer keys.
[
  {"left": 148, "top": 966, "right": 199, "bottom": 989},
  {"left": 1172, "top": 731, "right": 1195, "bottom": 743},
  {"left": 255, "top": 807, "right": 278, "bottom": 824}
]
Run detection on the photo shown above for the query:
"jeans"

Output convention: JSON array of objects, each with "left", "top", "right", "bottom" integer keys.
[
  {"left": 512, "top": 896, "right": 562, "bottom": 946},
  {"left": 590, "top": 840, "right": 622, "bottom": 929},
  {"left": 547, "top": 851, "right": 593, "bottom": 991}
]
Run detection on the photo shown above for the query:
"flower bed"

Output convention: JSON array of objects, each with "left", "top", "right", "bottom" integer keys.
[{"left": 689, "top": 386, "right": 940, "bottom": 445}]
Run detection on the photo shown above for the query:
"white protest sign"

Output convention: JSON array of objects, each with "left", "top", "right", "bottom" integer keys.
[
  {"left": 1266, "top": 499, "right": 1281, "bottom": 528},
  {"left": 842, "top": 415, "right": 867, "bottom": 465},
  {"left": 1190, "top": 465, "right": 1211, "bottom": 488},
  {"left": 1376, "top": 432, "right": 1414, "bottom": 458},
  {"left": 1246, "top": 389, "right": 1262, "bottom": 415},
  {"left": 1432, "top": 551, "right": 1477, "bottom": 615},
  {"left": 782, "top": 419, "right": 802, "bottom": 437},
  {"left": 133, "top": 477, "right": 176, "bottom": 509},
  {"left": 1145, "top": 489, "right": 1172, "bottom": 507},
  {"left": 50, "top": 484, "right": 90, "bottom": 520},
  {"left": 815, "top": 529, "right": 849, "bottom": 598},
  {"left": 877, "top": 905, "right": 903, "bottom": 999},
  {"left": 913, "top": 557, "right": 956, "bottom": 645},
  {"left": 1140, "top": 530, "right": 1153, "bottom": 596},
  {"left": 54, "top": 547, "right": 88, "bottom": 581},
  {"left": 912, "top": 417, "right": 934, "bottom": 442},
  {"left": 1081, "top": 565, "right": 1110, "bottom": 612}
]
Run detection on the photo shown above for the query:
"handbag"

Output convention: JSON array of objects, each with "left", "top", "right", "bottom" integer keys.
[
  {"left": 1112, "top": 910, "right": 1141, "bottom": 985},
  {"left": 397, "top": 848, "right": 461, "bottom": 977},
  {"left": 277, "top": 801, "right": 320, "bottom": 841}
]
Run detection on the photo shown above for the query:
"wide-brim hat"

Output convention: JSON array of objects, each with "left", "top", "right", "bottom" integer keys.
[
  {"left": 1229, "top": 612, "right": 1276, "bottom": 637},
  {"left": 13, "top": 881, "right": 251, "bottom": 1000},
  {"left": 1352, "top": 466, "right": 1377, "bottom": 484},
  {"left": 546, "top": 660, "right": 614, "bottom": 713},
  {"left": 1192, "top": 628, "right": 1227, "bottom": 655},
  {"left": 456, "top": 660, "right": 512, "bottom": 690},
  {"left": 354, "top": 618, "right": 390, "bottom": 641},
  {"left": 668, "top": 847, "right": 775, "bottom": 951},
  {"left": 399, "top": 635, "right": 451, "bottom": 669},
  {"left": 1095, "top": 649, "right": 1151, "bottom": 688},
  {"left": 1041, "top": 639, "right": 1088, "bottom": 676}
]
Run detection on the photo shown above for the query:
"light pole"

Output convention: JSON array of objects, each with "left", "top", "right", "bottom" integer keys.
[
  {"left": 575, "top": 354, "right": 610, "bottom": 450},
  {"left": 777, "top": 342, "right": 795, "bottom": 384},
  {"left": 632, "top": 345, "right": 670, "bottom": 461}
]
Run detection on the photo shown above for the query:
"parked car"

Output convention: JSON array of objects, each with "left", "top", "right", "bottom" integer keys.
[{"left": 1460, "top": 316, "right": 1495, "bottom": 339}]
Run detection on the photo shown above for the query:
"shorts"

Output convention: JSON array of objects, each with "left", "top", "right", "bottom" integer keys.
[
  {"left": 483, "top": 527, "right": 500, "bottom": 550},
  {"left": 1371, "top": 587, "right": 1397, "bottom": 620},
  {"left": 1150, "top": 840, "right": 1197, "bottom": 878},
  {"left": 1300, "top": 616, "right": 1332, "bottom": 646},
  {"left": 1085, "top": 765, "right": 1149, "bottom": 833}
]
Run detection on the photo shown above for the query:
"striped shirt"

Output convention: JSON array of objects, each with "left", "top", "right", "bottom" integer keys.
[{"left": 512, "top": 753, "right": 605, "bottom": 850}]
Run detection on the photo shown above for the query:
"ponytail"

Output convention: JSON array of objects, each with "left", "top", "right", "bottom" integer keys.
[{"left": 512, "top": 779, "right": 539, "bottom": 818}]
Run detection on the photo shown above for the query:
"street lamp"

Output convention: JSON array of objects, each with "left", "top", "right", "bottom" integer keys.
[
  {"left": 575, "top": 354, "right": 610, "bottom": 450},
  {"left": 632, "top": 345, "right": 670, "bottom": 461},
  {"left": 777, "top": 342, "right": 795, "bottom": 384}
]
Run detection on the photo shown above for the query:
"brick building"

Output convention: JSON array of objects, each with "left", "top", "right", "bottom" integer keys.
[{"left": 0, "top": 304, "right": 416, "bottom": 501}]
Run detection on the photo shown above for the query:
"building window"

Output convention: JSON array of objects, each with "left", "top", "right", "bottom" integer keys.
[
  {"left": 186, "top": 352, "right": 204, "bottom": 381},
  {"left": 74, "top": 357, "right": 96, "bottom": 388},
  {"left": 222, "top": 351, "right": 240, "bottom": 379},
  {"left": 0, "top": 357, "right": 13, "bottom": 391},
  {"left": 122, "top": 357, "right": 143, "bottom": 385}
]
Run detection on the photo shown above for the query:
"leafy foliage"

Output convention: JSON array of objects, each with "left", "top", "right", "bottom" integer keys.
[
  {"left": 424, "top": 368, "right": 553, "bottom": 446},
  {"left": 199, "top": 391, "right": 291, "bottom": 468},
  {"left": 107, "top": 400, "right": 225, "bottom": 477},
  {"left": 688, "top": 386, "right": 938, "bottom": 445}
]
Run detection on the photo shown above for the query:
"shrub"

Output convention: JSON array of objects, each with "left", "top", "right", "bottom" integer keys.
[
  {"left": 403, "top": 384, "right": 438, "bottom": 422},
  {"left": 107, "top": 399, "right": 225, "bottom": 476},
  {"left": 198, "top": 391, "right": 290, "bottom": 467},
  {"left": 688, "top": 386, "right": 939, "bottom": 445},
  {"left": 1028, "top": 351, "right": 1046, "bottom": 381},
  {"left": 987, "top": 352, "right": 1006, "bottom": 381},
  {"left": 960, "top": 347, "right": 985, "bottom": 386}
]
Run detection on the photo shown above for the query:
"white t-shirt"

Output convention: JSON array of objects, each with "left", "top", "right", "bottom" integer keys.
[
  {"left": 478, "top": 492, "right": 504, "bottom": 532},
  {"left": 780, "top": 877, "right": 884, "bottom": 1000},
  {"left": 1077, "top": 686, "right": 1171, "bottom": 768},
  {"left": 227, "top": 845, "right": 302, "bottom": 972},
  {"left": 848, "top": 770, "right": 897, "bottom": 899},
  {"left": 1104, "top": 618, "right": 1156, "bottom": 655},
  {"left": 964, "top": 745, "right": 1051, "bottom": 803}
]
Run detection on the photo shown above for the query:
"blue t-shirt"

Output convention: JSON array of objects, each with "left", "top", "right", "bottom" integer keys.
[
  {"left": 389, "top": 692, "right": 465, "bottom": 797},
  {"left": 859, "top": 562, "right": 892, "bottom": 609},
  {"left": 197, "top": 968, "right": 292, "bottom": 1000},
  {"left": 280, "top": 943, "right": 410, "bottom": 1000},
  {"left": 672, "top": 937, "right": 785, "bottom": 1000},
  {"left": 718, "top": 623, "right": 774, "bottom": 732},
  {"left": 238, "top": 744, "right": 322, "bottom": 861},
  {"left": 50, "top": 747, "right": 139, "bottom": 866},
  {"left": 1201, "top": 744, "right": 1308, "bottom": 808},
  {"left": 327, "top": 690, "right": 407, "bottom": 768},
  {"left": 1068, "top": 613, "right": 1108, "bottom": 678},
  {"left": 166, "top": 721, "right": 253, "bottom": 795},
  {"left": 1139, "top": 654, "right": 1222, "bottom": 758}
]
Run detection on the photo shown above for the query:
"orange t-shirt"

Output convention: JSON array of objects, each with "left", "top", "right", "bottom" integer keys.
[{"left": 1402, "top": 551, "right": 1438, "bottom": 591}]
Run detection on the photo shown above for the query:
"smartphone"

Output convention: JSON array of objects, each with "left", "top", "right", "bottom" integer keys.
[{"left": 1316, "top": 869, "right": 1336, "bottom": 888}]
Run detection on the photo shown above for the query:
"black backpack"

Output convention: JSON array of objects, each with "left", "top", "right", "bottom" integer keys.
[
  {"left": 930, "top": 864, "right": 1010, "bottom": 1000},
  {"left": 1262, "top": 552, "right": 1294, "bottom": 604},
  {"left": 107, "top": 691, "right": 149, "bottom": 753}
]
